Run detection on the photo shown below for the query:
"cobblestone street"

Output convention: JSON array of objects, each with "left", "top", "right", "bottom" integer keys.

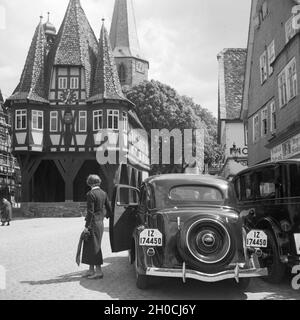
[{"left": 0, "top": 218, "right": 299, "bottom": 300}]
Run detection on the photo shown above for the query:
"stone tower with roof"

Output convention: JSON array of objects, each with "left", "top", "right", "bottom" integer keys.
[
  {"left": 217, "top": 48, "right": 248, "bottom": 179},
  {"left": 110, "top": 0, "right": 149, "bottom": 90},
  {"left": 6, "top": 0, "right": 149, "bottom": 208}
]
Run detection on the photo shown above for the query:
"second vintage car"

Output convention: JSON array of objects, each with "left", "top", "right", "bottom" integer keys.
[{"left": 109, "top": 174, "right": 268, "bottom": 290}]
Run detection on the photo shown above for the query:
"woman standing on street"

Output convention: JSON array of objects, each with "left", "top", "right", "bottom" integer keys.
[
  {"left": 1, "top": 198, "right": 12, "bottom": 227},
  {"left": 82, "top": 175, "right": 112, "bottom": 279}
]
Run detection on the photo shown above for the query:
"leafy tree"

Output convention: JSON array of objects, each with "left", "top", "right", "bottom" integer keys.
[
  {"left": 125, "top": 80, "right": 223, "bottom": 174},
  {"left": 181, "top": 95, "right": 224, "bottom": 166}
]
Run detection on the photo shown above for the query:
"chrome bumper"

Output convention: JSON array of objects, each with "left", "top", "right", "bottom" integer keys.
[{"left": 146, "top": 264, "right": 268, "bottom": 283}]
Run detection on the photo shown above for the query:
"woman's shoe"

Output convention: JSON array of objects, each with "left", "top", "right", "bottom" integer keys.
[
  {"left": 87, "top": 273, "right": 104, "bottom": 280},
  {"left": 82, "top": 270, "right": 95, "bottom": 278}
]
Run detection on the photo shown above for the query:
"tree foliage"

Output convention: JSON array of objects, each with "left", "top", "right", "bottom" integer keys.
[{"left": 125, "top": 80, "right": 223, "bottom": 173}]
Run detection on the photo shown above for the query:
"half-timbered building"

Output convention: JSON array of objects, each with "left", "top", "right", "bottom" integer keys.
[{"left": 6, "top": 0, "right": 150, "bottom": 205}]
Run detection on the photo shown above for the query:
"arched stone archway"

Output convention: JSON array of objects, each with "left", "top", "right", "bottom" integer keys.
[{"left": 32, "top": 160, "right": 65, "bottom": 202}]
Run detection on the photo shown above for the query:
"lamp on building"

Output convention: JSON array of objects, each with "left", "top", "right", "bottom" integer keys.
[
  {"left": 230, "top": 143, "right": 248, "bottom": 167},
  {"left": 230, "top": 143, "right": 240, "bottom": 162}
]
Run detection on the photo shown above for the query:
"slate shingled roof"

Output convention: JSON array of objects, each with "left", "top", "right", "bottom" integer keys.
[
  {"left": 88, "top": 22, "right": 130, "bottom": 103},
  {"left": 48, "top": 0, "right": 98, "bottom": 98},
  {"left": 8, "top": 0, "right": 134, "bottom": 107},
  {"left": 218, "top": 48, "right": 247, "bottom": 120},
  {"left": 8, "top": 19, "right": 48, "bottom": 103},
  {"left": 109, "top": 0, "right": 145, "bottom": 60}
]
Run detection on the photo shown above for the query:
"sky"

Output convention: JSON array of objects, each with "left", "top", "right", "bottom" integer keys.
[{"left": 0, "top": 0, "right": 251, "bottom": 117}]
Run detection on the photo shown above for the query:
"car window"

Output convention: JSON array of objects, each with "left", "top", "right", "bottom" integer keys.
[
  {"left": 289, "top": 164, "right": 300, "bottom": 197},
  {"left": 240, "top": 173, "right": 254, "bottom": 201},
  {"left": 169, "top": 186, "right": 223, "bottom": 202},
  {"left": 234, "top": 177, "right": 241, "bottom": 200},
  {"left": 256, "top": 167, "right": 276, "bottom": 199}
]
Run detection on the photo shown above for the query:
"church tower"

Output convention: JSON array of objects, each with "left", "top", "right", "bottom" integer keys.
[{"left": 110, "top": 0, "right": 149, "bottom": 90}]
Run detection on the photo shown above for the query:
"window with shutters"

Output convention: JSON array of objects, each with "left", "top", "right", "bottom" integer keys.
[
  {"left": 253, "top": 114, "right": 260, "bottom": 143},
  {"left": 285, "top": 16, "right": 297, "bottom": 43},
  {"left": 261, "top": 108, "right": 268, "bottom": 137},
  {"left": 267, "top": 40, "right": 275, "bottom": 75},
  {"left": 260, "top": 51, "right": 268, "bottom": 84},
  {"left": 270, "top": 101, "right": 277, "bottom": 133}
]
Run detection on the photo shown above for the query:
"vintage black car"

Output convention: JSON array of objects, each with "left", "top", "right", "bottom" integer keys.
[
  {"left": 232, "top": 159, "right": 300, "bottom": 283},
  {"left": 109, "top": 174, "right": 268, "bottom": 290}
]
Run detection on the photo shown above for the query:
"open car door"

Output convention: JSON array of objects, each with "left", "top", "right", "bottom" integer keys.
[{"left": 109, "top": 185, "right": 140, "bottom": 253}]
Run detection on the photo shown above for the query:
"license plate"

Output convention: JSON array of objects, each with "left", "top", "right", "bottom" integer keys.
[
  {"left": 246, "top": 230, "right": 268, "bottom": 248},
  {"left": 294, "top": 234, "right": 300, "bottom": 255},
  {"left": 139, "top": 229, "right": 163, "bottom": 247}
]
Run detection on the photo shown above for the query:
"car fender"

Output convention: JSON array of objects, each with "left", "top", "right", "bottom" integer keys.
[
  {"left": 133, "top": 227, "right": 148, "bottom": 275},
  {"left": 255, "top": 217, "right": 286, "bottom": 256}
]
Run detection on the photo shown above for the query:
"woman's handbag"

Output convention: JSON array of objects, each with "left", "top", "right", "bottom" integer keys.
[{"left": 82, "top": 228, "right": 91, "bottom": 242}]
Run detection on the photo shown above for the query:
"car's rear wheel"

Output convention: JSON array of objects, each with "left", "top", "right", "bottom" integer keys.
[
  {"left": 134, "top": 241, "right": 150, "bottom": 290},
  {"left": 135, "top": 261, "right": 149, "bottom": 290},
  {"left": 259, "top": 229, "right": 286, "bottom": 284},
  {"left": 177, "top": 216, "right": 236, "bottom": 274}
]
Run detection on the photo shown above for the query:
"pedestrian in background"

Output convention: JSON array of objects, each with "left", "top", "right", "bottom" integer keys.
[
  {"left": 81, "top": 175, "right": 112, "bottom": 279},
  {"left": 0, "top": 198, "right": 12, "bottom": 226}
]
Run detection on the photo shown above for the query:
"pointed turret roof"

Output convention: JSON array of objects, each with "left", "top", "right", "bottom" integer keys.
[
  {"left": 8, "top": 17, "right": 48, "bottom": 103},
  {"left": 109, "top": 0, "right": 145, "bottom": 60},
  {"left": 48, "top": 0, "right": 98, "bottom": 97},
  {"left": 88, "top": 21, "right": 131, "bottom": 104}
]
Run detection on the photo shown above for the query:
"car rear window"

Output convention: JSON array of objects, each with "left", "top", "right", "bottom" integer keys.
[
  {"left": 169, "top": 186, "right": 223, "bottom": 202},
  {"left": 153, "top": 184, "right": 225, "bottom": 209}
]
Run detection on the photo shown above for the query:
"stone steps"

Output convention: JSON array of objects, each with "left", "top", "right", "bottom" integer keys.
[{"left": 14, "top": 202, "right": 87, "bottom": 218}]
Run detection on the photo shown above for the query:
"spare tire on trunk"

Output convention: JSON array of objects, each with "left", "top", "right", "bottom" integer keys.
[{"left": 177, "top": 216, "right": 236, "bottom": 274}]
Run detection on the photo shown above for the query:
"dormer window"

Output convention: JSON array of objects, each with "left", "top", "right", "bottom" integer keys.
[
  {"left": 70, "top": 77, "right": 79, "bottom": 89},
  {"left": 49, "top": 67, "right": 85, "bottom": 103},
  {"left": 58, "top": 77, "right": 68, "bottom": 89}
]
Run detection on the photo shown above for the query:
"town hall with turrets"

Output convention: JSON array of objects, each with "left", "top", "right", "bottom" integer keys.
[{"left": 5, "top": 0, "right": 149, "bottom": 211}]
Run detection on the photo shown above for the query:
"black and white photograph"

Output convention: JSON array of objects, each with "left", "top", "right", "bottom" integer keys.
[{"left": 0, "top": 0, "right": 300, "bottom": 304}]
